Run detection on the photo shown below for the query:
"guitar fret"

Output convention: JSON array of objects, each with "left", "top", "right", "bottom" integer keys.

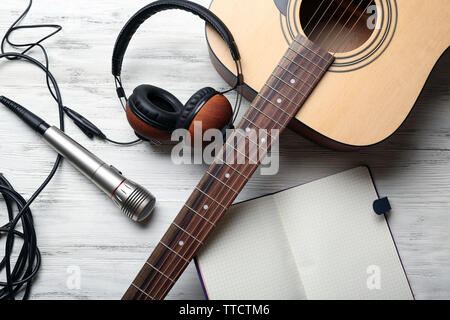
[
  {"left": 250, "top": 105, "right": 285, "bottom": 127},
  {"left": 235, "top": 127, "right": 259, "bottom": 147},
  {"left": 276, "top": 65, "right": 312, "bottom": 89},
  {"left": 210, "top": 157, "right": 252, "bottom": 192},
  {"left": 287, "top": 47, "right": 325, "bottom": 72},
  {"left": 241, "top": 116, "right": 279, "bottom": 140},
  {"left": 291, "top": 39, "right": 332, "bottom": 67},
  {"left": 241, "top": 115, "right": 262, "bottom": 130},
  {"left": 233, "top": 131, "right": 273, "bottom": 163},
  {"left": 270, "top": 73, "right": 304, "bottom": 96},
  {"left": 131, "top": 283, "right": 154, "bottom": 300},
  {"left": 172, "top": 222, "right": 204, "bottom": 245},
  {"left": 195, "top": 187, "right": 227, "bottom": 209},
  {"left": 230, "top": 132, "right": 263, "bottom": 163},
  {"left": 183, "top": 204, "right": 216, "bottom": 226},
  {"left": 263, "top": 84, "right": 295, "bottom": 105},
  {"left": 285, "top": 48, "right": 326, "bottom": 76},
  {"left": 257, "top": 93, "right": 292, "bottom": 116},
  {"left": 258, "top": 93, "right": 291, "bottom": 117},
  {"left": 146, "top": 262, "right": 175, "bottom": 283},
  {"left": 159, "top": 241, "right": 189, "bottom": 263},
  {"left": 122, "top": 32, "right": 335, "bottom": 301},
  {"left": 206, "top": 171, "right": 238, "bottom": 194},
  {"left": 293, "top": 38, "right": 330, "bottom": 62},
  {"left": 282, "top": 55, "right": 318, "bottom": 79},
  {"left": 225, "top": 142, "right": 253, "bottom": 162},
  {"left": 216, "top": 161, "right": 251, "bottom": 180},
  {"left": 235, "top": 129, "right": 278, "bottom": 150}
]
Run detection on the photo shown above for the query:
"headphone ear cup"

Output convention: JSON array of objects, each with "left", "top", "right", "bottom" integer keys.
[
  {"left": 180, "top": 88, "right": 233, "bottom": 145},
  {"left": 126, "top": 85, "right": 184, "bottom": 141},
  {"left": 176, "top": 87, "right": 218, "bottom": 130},
  {"left": 129, "top": 84, "right": 183, "bottom": 131}
]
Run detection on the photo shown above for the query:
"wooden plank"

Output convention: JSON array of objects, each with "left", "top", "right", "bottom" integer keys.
[{"left": 0, "top": 0, "right": 449, "bottom": 300}]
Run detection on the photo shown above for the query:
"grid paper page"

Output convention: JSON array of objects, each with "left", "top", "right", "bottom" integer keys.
[
  {"left": 274, "top": 167, "right": 412, "bottom": 299},
  {"left": 197, "top": 167, "right": 413, "bottom": 300},
  {"left": 197, "top": 196, "right": 306, "bottom": 300}
]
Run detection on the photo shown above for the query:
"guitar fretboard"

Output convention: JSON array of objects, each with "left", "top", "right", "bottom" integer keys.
[{"left": 123, "top": 35, "right": 334, "bottom": 300}]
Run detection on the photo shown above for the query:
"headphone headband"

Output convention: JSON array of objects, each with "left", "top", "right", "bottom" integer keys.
[{"left": 112, "top": 0, "right": 240, "bottom": 77}]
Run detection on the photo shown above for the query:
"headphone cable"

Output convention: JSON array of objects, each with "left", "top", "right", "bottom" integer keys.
[{"left": 2, "top": 0, "right": 141, "bottom": 146}]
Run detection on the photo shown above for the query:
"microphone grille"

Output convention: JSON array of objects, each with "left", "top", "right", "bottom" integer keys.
[{"left": 121, "top": 184, "right": 156, "bottom": 222}]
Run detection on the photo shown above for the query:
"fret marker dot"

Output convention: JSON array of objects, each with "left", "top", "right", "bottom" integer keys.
[
  {"left": 246, "top": 127, "right": 251, "bottom": 133},
  {"left": 261, "top": 138, "right": 266, "bottom": 143},
  {"left": 225, "top": 173, "right": 231, "bottom": 179},
  {"left": 277, "top": 98, "right": 282, "bottom": 104},
  {"left": 178, "top": 241, "right": 184, "bottom": 247},
  {"left": 290, "top": 79, "right": 296, "bottom": 84},
  {"left": 203, "top": 205, "right": 209, "bottom": 210}
]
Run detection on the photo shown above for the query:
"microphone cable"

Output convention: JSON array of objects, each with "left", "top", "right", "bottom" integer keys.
[
  {"left": 0, "top": 0, "right": 145, "bottom": 299},
  {"left": 0, "top": 52, "right": 64, "bottom": 300},
  {"left": 0, "top": 0, "right": 137, "bottom": 299},
  {"left": 0, "top": 0, "right": 67, "bottom": 300}
]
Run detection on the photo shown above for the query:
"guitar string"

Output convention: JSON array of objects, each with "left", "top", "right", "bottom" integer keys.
[
  {"left": 145, "top": 5, "right": 374, "bottom": 299},
  {"left": 327, "top": 0, "right": 365, "bottom": 54},
  {"left": 303, "top": 0, "right": 327, "bottom": 32},
  {"left": 136, "top": 2, "right": 343, "bottom": 300},
  {"left": 146, "top": 46, "right": 328, "bottom": 300},
  {"left": 137, "top": 1, "right": 374, "bottom": 300},
  {"left": 306, "top": 0, "right": 337, "bottom": 38},
  {"left": 315, "top": 0, "right": 364, "bottom": 54},
  {"left": 145, "top": 67, "right": 312, "bottom": 299},
  {"left": 138, "top": 2, "right": 365, "bottom": 300},
  {"left": 144, "top": 24, "right": 336, "bottom": 299},
  {"left": 318, "top": 0, "right": 355, "bottom": 50},
  {"left": 326, "top": 0, "right": 369, "bottom": 54},
  {"left": 330, "top": 1, "right": 375, "bottom": 54},
  {"left": 311, "top": 0, "right": 346, "bottom": 45}
]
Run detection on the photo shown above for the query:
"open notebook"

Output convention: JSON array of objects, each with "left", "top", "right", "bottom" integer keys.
[{"left": 196, "top": 167, "right": 413, "bottom": 300}]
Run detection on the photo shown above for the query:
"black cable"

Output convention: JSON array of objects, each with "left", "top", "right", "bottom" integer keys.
[
  {"left": 0, "top": 1, "right": 142, "bottom": 299},
  {"left": 105, "top": 137, "right": 142, "bottom": 146},
  {"left": 2, "top": 0, "right": 140, "bottom": 146},
  {"left": 0, "top": 0, "right": 65, "bottom": 300},
  {"left": 0, "top": 54, "right": 64, "bottom": 300}
]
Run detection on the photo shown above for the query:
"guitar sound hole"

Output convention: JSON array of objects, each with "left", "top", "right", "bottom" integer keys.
[{"left": 300, "top": 0, "right": 376, "bottom": 53}]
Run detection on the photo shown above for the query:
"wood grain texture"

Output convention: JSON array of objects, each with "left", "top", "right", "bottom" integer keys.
[{"left": 0, "top": 0, "right": 449, "bottom": 300}]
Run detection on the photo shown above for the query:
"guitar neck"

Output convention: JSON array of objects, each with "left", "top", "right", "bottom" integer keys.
[{"left": 123, "top": 35, "right": 334, "bottom": 300}]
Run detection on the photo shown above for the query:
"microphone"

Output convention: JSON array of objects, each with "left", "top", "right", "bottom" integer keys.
[{"left": 0, "top": 96, "right": 156, "bottom": 222}]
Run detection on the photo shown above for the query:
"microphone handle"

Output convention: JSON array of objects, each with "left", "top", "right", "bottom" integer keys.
[
  {"left": 43, "top": 126, "right": 156, "bottom": 222},
  {"left": 43, "top": 126, "right": 125, "bottom": 197}
]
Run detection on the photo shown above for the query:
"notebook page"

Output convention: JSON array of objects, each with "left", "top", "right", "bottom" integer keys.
[
  {"left": 274, "top": 167, "right": 413, "bottom": 300},
  {"left": 197, "top": 195, "right": 306, "bottom": 300}
]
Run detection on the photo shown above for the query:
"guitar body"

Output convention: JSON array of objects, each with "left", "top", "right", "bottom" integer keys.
[
  {"left": 207, "top": 0, "right": 450, "bottom": 149},
  {"left": 123, "top": 0, "right": 450, "bottom": 300}
]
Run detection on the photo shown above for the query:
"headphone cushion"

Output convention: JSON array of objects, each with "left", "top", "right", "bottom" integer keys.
[
  {"left": 129, "top": 84, "right": 183, "bottom": 131},
  {"left": 176, "top": 87, "right": 218, "bottom": 129}
]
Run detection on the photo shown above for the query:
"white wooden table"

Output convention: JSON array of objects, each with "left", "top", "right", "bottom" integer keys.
[{"left": 0, "top": 0, "right": 449, "bottom": 300}]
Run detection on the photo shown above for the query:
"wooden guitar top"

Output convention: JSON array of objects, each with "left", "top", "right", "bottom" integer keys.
[{"left": 207, "top": 0, "right": 450, "bottom": 148}]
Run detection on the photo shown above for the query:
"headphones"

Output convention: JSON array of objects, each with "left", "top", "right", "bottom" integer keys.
[{"left": 112, "top": 0, "right": 243, "bottom": 143}]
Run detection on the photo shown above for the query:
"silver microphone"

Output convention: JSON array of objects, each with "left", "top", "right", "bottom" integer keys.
[
  {"left": 0, "top": 96, "right": 156, "bottom": 222},
  {"left": 43, "top": 127, "right": 156, "bottom": 222}
]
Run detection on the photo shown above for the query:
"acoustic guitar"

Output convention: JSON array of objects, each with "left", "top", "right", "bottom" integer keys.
[
  {"left": 206, "top": 0, "right": 450, "bottom": 149},
  {"left": 122, "top": 0, "right": 449, "bottom": 300}
]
